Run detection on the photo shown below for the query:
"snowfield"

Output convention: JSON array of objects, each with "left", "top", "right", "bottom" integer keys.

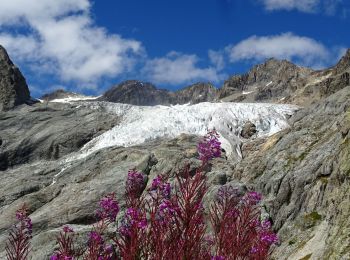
[{"left": 63, "top": 101, "right": 299, "bottom": 161}]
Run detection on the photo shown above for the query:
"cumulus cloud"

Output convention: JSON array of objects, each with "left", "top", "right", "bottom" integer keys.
[
  {"left": 0, "top": 0, "right": 143, "bottom": 88},
  {"left": 226, "top": 32, "right": 334, "bottom": 67},
  {"left": 259, "top": 0, "right": 346, "bottom": 14},
  {"left": 143, "top": 52, "right": 224, "bottom": 85}
]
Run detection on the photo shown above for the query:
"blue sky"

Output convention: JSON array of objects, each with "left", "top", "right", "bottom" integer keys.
[{"left": 0, "top": 0, "right": 349, "bottom": 97}]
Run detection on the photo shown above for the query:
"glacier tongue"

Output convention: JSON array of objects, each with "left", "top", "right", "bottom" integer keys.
[{"left": 74, "top": 101, "right": 299, "bottom": 161}]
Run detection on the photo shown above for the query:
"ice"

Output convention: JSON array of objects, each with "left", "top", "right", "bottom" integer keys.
[{"left": 70, "top": 101, "right": 299, "bottom": 161}]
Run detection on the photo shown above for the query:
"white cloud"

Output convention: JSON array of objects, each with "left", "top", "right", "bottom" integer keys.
[
  {"left": 0, "top": 0, "right": 143, "bottom": 88},
  {"left": 259, "top": 0, "right": 346, "bottom": 14},
  {"left": 208, "top": 50, "right": 225, "bottom": 70},
  {"left": 143, "top": 52, "right": 224, "bottom": 85},
  {"left": 260, "top": 0, "right": 319, "bottom": 12},
  {"left": 227, "top": 32, "right": 332, "bottom": 67}
]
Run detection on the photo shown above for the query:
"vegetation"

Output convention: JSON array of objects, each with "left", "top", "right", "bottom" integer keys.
[{"left": 6, "top": 130, "right": 278, "bottom": 259}]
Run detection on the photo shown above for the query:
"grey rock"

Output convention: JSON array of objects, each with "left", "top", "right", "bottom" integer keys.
[
  {"left": 0, "top": 45, "right": 30, "bottom": 111},
  {"left": 240, "top": 121, "right": 257, "bottom": 139},
  {"left": 218, "top": 58, "right": 312, "bottom": 104},
  {"left": 0, "top": 102, "right": 119, "bottom": 171}
]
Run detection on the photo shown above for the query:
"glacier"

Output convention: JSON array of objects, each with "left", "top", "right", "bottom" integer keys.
[{"left": 61, "top": 101, "right": 299, "bottom": 161}]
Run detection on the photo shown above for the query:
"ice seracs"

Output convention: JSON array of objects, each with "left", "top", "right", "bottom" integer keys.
[{"left": 70, "top": 101, "right": 299, "bottom": 161}]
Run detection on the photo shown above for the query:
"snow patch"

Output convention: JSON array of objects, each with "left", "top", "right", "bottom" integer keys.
[
  {"left": 50, "top": 95, "right": 101, "bottom": 103},
  {"left": 242, "top": 91, "right": 254, "bottom": 95},
  {"left": 266, "top": 81, "right": 273, "bottom": 87}
]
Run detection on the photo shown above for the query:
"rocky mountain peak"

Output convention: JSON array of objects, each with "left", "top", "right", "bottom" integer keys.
[
  {"left": 99, "top": 80, "right": 173, "bottom": 106},
  {"left": 334, "top": 48, "right": 350, "bottom": 73},
  {"left": 0, "top": 45, "right": 30, "bottom": 111},
  {"left": 174, "top": 82, "right": 217, "bottom": 104},
  {"left": 218, "top": 57, "right": 313, "bottom": 103}
]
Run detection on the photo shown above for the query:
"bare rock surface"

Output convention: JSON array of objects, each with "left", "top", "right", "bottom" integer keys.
[{"left": 0, "top": 45, "right": 30, "bottom": 111}]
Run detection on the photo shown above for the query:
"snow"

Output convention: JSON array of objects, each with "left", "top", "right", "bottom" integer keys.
[
  {"left": 242, "top": 91, "right": 254, "bottom": 95},
  {"left": 304, "top": 73, "right": 332, "bottom": 88},
  {"left": 50, "top": 166, "right": 68, "bottom": 185},
  {"left": 50, "top": 95, "right": 100, "bottom": 103},
  {"left": 68, "top": 101, "right": 299, "bottom": 161},
  {"left": 266, "top": 81, "right": 273, "bottom": 87}
]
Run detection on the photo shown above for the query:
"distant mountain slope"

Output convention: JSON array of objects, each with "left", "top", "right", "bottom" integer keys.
[
  {"left": 98, "top": 80, "right": 217, "bottom": 105},
  {"left": 94, "top": 49, "right": 350, "bottom": 107}
]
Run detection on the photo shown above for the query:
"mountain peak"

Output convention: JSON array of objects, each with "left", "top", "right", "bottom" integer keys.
[
  {"left": 334, "top": 48, "right": 350, "bottom": 73},
  {"left": 0, "top": 45, "right": 31, "bottom": 111}
]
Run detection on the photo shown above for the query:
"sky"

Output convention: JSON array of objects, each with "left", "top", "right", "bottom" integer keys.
[{"left": 0, "top": 0, "right": 349, "bottom": 97}]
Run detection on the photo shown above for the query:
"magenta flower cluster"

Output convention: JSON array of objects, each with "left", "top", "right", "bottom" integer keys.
[
  {"left": 150, "top": 175, "right": 171, "bottom": 198},
  {"left": 126, "top": 169, "right": 145, "bottom": 197},
  {"left": 15, "top": 208, "right": 32, "bottom": 236},
  {"left": 96, "top": 193, "right": 119, "bottom": 222},
  {"left": 198, "top": 129, "right": 222, "bottom": 162}
]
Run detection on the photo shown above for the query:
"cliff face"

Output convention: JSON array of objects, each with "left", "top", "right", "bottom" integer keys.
[
  {"left": 235, "top": 86, "right": 350, "bottom": 259},
  {"left": 0, "top": 45, "right": 30, "bottom": 111}
]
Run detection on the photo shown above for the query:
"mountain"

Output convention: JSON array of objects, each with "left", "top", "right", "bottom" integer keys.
[
  {"left": 99, "top": 80, "right": 217, "bottom": 105},
  {"left": 99, "top": 80, "right": 173, "bottom": 105},
  {"left": 40, "top": 89, "right": 98, "bottom": 103},
  {"left": 97, "top": 51, "right": 349, "bottom": 107},
  {"left": 218, "top": 58, "right": 313, "bottom": 104},
  {"left": 0, "top": 46, "right": 350, "bottom": 259},
  {"left": 0, "top": 45, "right": 31, "bottom": 111}
]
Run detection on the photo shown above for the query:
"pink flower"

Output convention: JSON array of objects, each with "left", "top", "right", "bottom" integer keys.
[
  {"left": 50, "top": 255, "right": 59, "bottom": 260},
  {"left": 63, "top": 226, "right": 74, "bottom": 233},
  {"left": 198, "top": 130, "right": 221, "bottom": 163},
  {"left": 245, "top": 191, "right": 262, "bottom": 204},
  {"left": 96, "top": 193, "right": 119, "bottom": 222},
  {"left": 89, "top": 231, "right": 104, "bottom": 245},
  {"left": 126, "top": 169, "right": 145, "bottom": 197}
]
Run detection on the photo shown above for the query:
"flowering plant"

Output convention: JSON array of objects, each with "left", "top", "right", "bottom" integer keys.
[{"left": 7, "top": 130, "right": 278, "bottom": 260}]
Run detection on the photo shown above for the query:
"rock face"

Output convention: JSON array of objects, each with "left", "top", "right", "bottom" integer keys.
[
  {"left": 0, "top": 45, "right": 30, "bottom": 111},
  {"left": 218, "top": 58, "right": 313, "bottom": 104},
  {"left": 173, "top": 82, "right": 217, "bottom": 104},
  {"left": 235, "top": 86, "right": 350, "bottom": 259},
  {"left": 0, "top": 103, "right": 120, "bottom": 171}
]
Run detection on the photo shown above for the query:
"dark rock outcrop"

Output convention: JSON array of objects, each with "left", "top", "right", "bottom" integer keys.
[
  {"left": 0, "top": 45, "right": 30, "bottom": 111},
  {"left": 240, "top": 121, "right": 257, "bottom": 139}
]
